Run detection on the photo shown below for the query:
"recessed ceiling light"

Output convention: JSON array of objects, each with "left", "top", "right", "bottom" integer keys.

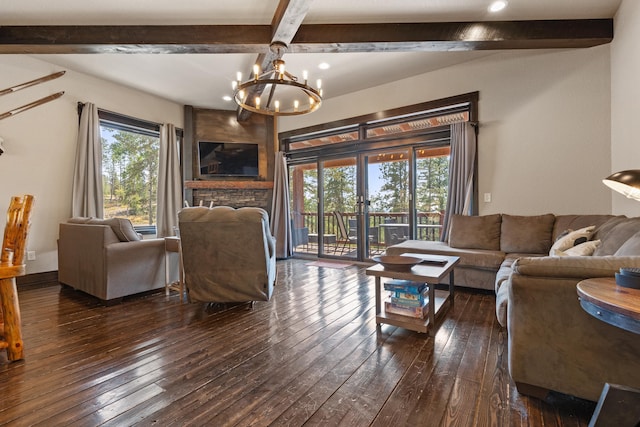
[
  {"left": 488, "top": 0, "right": 508, "bottom": 13},
  {"left": 222, "top": 95, "right": 232, "bottom": 101},
  {"left": 318, "top": 62, "right": 330, "bottom": 70}
]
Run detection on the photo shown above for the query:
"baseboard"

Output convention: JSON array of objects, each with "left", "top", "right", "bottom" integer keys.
[{"left": 16, "top": 271, "right": 59, "bottom": 290}]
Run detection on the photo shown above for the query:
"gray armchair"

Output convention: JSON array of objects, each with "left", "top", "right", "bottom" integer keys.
[
  {"left": 178, "top": 206, "right": 276, "bottom": 304},
  {"left": 58, "top": 218, "right": 166, "bottom": 302}
]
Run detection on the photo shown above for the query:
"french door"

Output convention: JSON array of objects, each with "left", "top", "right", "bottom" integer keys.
[{"left": 291, "top": 148, "right": 421, "bottom": 261}]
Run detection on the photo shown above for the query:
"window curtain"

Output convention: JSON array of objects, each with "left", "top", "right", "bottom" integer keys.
[
  {"left": 71, "top": 102, "right": 103, "bottom": 218},
  {"left": 270, "top": 151, "right": 292, "bottom": 259},
  {"left": 156, "top": 123, "right": 181, "bottom": 238},
  {"left": 440, "top": 122, "right": 477, "bottom": 241}
]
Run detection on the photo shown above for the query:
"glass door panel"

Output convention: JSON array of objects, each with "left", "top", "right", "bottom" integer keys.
[
  {"left": 289, "top": 162, "right": 317, "bottom": 255},
  {"left": 414, "top": 146, "right": 450, "bottom": 241},
  {"left": 321, "top": 157, "right": 357, "bottom": 258},
  {"left": 365, "top": 150, "right": 410, "bottom": 257},
  {"left": 289, "top": 147, "right": 449, "bottom": 259}
]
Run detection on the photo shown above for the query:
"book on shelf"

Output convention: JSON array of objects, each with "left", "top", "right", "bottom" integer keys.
[
  {"left": 383, "top": 279, "right": 426, "bottom": 294},
  {"left": 384, "top": 300, "right": 429, "bottom": 319},
  {"left": 390, "top": 286, "right": 429, "bottom": 307}
]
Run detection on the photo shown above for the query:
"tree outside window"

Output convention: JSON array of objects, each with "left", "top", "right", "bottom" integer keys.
[{"left": 101, "top": 125, "right": 159, "bottom": 227}]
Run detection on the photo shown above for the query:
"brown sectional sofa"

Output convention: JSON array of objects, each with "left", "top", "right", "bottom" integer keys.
[{"left": 385, "top": 213, "right": 640, "bottom": 401}]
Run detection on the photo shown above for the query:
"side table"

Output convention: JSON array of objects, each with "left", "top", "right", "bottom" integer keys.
[
  {"left": 577, "top": 277, "right": 640, "bottom": 334},
  {"left": 576, "top": 277, "right": 640, "bottom": 427},
  {"left": 366, "top": 254, "right": 459, "bottom": 335},
  {"left": 164, "top": 236, "right": 185, "bottom": 302}
]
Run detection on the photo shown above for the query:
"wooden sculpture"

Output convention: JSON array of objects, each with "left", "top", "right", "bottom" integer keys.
[{"left": 0, "top": 194, "right": 34, "bottom": 361}]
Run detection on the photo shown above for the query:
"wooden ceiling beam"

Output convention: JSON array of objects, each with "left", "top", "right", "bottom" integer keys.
[
  {"left": 290, "top": 20, "right": 614, "bottom": 52},
  {"left": 0, "top": 25, "right": 273, "bottom": 54},
  {"left": 0, "top": 19, "right": 613, "bottom": 54}
]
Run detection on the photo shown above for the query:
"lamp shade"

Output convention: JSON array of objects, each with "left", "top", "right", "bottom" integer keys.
[{"left": 603, "top": 169, "right": 640, "bottom": 201}]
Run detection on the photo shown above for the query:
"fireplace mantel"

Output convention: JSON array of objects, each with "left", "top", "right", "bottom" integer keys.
[{"left": 185, "top": 180, "right": 273, "bottom": 190}]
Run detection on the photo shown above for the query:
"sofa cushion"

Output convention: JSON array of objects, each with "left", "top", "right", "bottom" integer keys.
[
  {"left": 593, "top": 217, "right": 640, "bottom": 256},
  {"left": 495, "top": 253, "right": 545, "bottom": 327},
  {"left": 448, "top": 214, "right": 501, "bottom": 251},
  {"left": 386, "top": 240, "right": 505, "bottom": 270},
  {"left": 495, "top": 278, "right": 511, "bottom": 327},
  {"left": 500, "top": 214, "right": 555, "bottom": 254},
  {"left": 614, "top": 230, "right": 640, "bottom": 256},
  {"left": 549, "top": 226, "right": 595, "bottom": 256},
  {"left": 552, "top": 215, "right": 617, "bottom": 241},
  {"left": 87, "top": 217, "right": 142, "bottom": 242},
  {"left": 495, "top": 254, "right": 520, "bottom": 294}
]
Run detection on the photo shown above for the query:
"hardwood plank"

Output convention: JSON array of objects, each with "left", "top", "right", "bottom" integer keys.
[
  {"left": 269, "top": 328, "right": 388, "bottom": 426},
  {"left": 369, "top": 291, "right": 471, "bottom": 426},
  {"left": 301, "top": 327, "right": 429, "bottom": 426},
  {"left": 405, "top": 292, "right": 486, "bottom": 425},
  {"left": 440, "top": 294, "right": 496, "bottom": 426},
  {"left": 441, "top": 377, "right": 483, "bottom": 427},
  {"left": 0, "top": 259, "right": 595, "bottom": 426},
  {"left": 473, "top": 314, "right": 518, "bottom": 426},
  {"left": 96, "top": 266, "right": 371, "bottom": 425},
  {"left": 457, "top": 293, "right": 494, "bottom": 384}
]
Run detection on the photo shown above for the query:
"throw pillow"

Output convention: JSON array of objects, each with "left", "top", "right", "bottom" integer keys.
[
  {"left": 105, "top": 217, "right": 142, "bottom": 242},
  {"left": 448, "top": 214, "right": 502, "bottom": 251},
  {"left": 556, "top": 239, "right": 600, "bottom": 256},
  {"left": 549, "top": 225, "right": 595, "bottom": 256},
  {"left": 87, "top": 217, "right": 142, "bottom": 242},
  {"left": 67, "top": 217, "right": 93, "bottom": 224},
  {"left": 500, "top": 214, "right": 555, "bottom": 254}
]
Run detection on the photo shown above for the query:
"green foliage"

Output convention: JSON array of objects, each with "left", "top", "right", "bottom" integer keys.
[
  {"left": 303, "top": 169, "right": 318, "bottom": 214},
  {"left": 322, "top": 165, "right": 356, "bottom": 213},
  {"left": 369, "top": 160, "right": 409, "bottom": 212},
  {"left": 416, "top": 155, "right": 449, "bottom": 214},
  {"left": 101, "top": 126, "right": 159, "bottom": 225},
  {"left": 289, "top": 153, "right": 449, "bottom": 235}
]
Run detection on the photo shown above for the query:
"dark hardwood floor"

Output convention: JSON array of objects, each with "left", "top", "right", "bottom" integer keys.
[{"left": 1, "top": 259, "right": 595, "bottom": 426}]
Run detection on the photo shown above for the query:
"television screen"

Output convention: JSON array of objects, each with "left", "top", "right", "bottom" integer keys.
[{"left": 198, "top": 141, "right": 259, "bottom": 177}]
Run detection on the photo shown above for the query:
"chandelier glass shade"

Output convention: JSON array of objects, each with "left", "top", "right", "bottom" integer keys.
[{"left": 232, "top": 42, "right": 322, "bottom": 116}]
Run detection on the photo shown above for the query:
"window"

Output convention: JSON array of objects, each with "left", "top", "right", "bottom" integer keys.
[{"left": 99, "top": 111, "right": 161, "bottom": 233}]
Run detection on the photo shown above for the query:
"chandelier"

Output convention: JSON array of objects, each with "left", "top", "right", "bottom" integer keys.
[{"left": 232, "top": 42, "right": 323, "bottom": 116}]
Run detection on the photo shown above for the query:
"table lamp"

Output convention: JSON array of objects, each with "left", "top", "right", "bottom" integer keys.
[
  {"left": 603, "top": 169, "right": 640, "bottom": 288},
  {"left": 603, "top": 169, "right": 640, "bottom": 201}
]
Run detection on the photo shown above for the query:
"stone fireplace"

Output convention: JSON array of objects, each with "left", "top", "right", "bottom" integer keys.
[
  {"left": 186, "top": 180, "right": 273, "bottom": 211},
  {"left": 183, "top": 106, "right": 275, "bottom": 213}
]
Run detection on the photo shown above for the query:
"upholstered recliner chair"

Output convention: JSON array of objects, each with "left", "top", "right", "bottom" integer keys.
[
  {"left": 178, "top": 206, "right": 276, "bottom": 304},
  {"left": 58, "top": 217, "right": 166, "bottom": 302}
]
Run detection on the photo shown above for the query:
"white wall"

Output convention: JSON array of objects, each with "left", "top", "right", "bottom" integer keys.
[
  {"left": 280, "top": 46, "right": 613, "bottom": 217},
  {"left": 611, "top": 0, "right": 640, "bottom": 216},
  {"left": 0, "top": 55, "right": 183, "bottom": 274}
]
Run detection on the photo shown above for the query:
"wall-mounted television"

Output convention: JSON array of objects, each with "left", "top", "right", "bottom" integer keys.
[{"left": 197, "top": 141, "right": 259, "bottom": 178}]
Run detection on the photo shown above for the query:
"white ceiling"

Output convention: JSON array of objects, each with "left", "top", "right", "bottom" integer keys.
[{"left": 1, "top": 0, "right": 622, "bottom": 111}]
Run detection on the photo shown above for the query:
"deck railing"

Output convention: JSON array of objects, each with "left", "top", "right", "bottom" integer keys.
[{"left": 294, "top": 211, "right": 443, "bottom": 247}]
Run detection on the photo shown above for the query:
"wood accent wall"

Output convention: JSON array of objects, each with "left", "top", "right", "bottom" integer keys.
[{"left": 183, "top": 107, "right": 275, "bottom": 211}]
